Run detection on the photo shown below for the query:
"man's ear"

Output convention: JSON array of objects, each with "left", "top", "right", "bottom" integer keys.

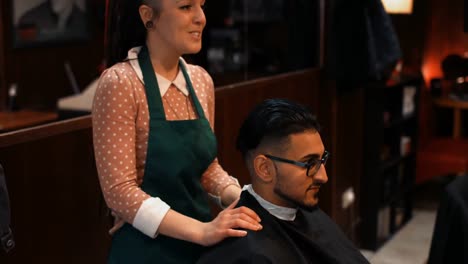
[
  {"left": 253, "top": 155, "right": 274, "bottom": 183},
  {"left": 139, "top": 4, "right": 154, "bottom": 26}
]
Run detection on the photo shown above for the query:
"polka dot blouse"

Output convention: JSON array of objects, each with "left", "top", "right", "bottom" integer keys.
[{"left": 92, "top": 51, "right": 238, "bottom": 237}]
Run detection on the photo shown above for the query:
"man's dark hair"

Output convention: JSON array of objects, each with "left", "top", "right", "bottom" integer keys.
[{"left": 236, "top": 98, "right": 320, "bottom": 158}]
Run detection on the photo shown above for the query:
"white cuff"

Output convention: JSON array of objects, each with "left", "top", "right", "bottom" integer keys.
[{"left": 133, "top": 197, "right": 171, "bottom": 238}]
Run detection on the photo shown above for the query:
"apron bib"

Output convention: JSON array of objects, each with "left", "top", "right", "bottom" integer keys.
[{"left": 108, "top": 46, "right": 216, "bottom": 264}]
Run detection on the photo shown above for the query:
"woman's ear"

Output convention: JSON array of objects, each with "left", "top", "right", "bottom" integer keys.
[
  {"left": 138, "top": 4, "right": 154, "bottom": 27},
  {"left": 253, "top": 155, "right": 274, "bottom": 183}
]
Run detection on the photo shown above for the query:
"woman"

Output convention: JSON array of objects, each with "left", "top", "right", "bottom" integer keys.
[{"left": 92, "top": 0, "right": 262, "bottom": 263}]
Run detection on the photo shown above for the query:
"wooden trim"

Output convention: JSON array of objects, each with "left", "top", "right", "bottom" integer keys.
[
  {"left": 0, "top": 110, "right": 58, "bottom": 132},
  {"left": 0, "top": 115, "right": 91, "bottom": 147}
]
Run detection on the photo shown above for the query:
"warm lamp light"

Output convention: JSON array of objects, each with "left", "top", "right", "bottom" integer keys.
[{"left": 381, "top": 0, "right": 414, "bottom": 14}]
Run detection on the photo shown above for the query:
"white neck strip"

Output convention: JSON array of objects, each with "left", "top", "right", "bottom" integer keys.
[{"left": 243, "top": 184, "right": 297, "bottom": 221}]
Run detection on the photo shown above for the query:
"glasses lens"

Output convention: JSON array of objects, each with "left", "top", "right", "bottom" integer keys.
[
  {"left": 307, "top": 160, "right": 320, "bottom": 177},
  {"left": 307, "top": 152, "right": 328, "bottom": 177}
]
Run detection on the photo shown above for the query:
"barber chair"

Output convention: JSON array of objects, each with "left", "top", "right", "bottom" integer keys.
[
  {"left": 427, "top": 175, "right": 468, "bottom": 263},
  {"left": 0, "top": 164, "right": 15, "bottom": 253}
]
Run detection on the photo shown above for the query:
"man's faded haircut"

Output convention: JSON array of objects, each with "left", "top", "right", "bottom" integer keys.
[{"left": 236, "top": 98, "right": 320, "bottom": 158}]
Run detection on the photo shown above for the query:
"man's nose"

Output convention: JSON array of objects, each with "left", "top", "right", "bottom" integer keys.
[{"left": 313, "top": 164, "right": 328, "bottom": 184}]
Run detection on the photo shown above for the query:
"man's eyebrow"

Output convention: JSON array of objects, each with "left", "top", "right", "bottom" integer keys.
[{"left": 301, "top": 153, "right": 321, "bottom": 161}]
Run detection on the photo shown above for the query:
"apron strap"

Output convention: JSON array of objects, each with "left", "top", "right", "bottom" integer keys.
[
  {"left": 179, "top": 61, "right": 206, "bottom": 120},
  {"left": 138, "top": 45, "right": 208, "bottom": 121},
  {"left": 138, "top": 46, "right": 166, "bottom": 120}
]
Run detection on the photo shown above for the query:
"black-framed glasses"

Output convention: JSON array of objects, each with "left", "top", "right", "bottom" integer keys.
[{"left": 265, "top": 151, "right": 329, "bottom": 177}]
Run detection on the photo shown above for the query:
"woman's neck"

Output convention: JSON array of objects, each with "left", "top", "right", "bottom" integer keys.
[{"left": 146, "top": 40, "right": 180, "bottom": 81}]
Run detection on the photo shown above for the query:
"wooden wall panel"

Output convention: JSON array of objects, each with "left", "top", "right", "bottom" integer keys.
[
  {"left": 334, "top": 84, "right": 365, "bottom": 241},
  {"left": 0, "top": 118, "right": 111, "bottom": 263}
]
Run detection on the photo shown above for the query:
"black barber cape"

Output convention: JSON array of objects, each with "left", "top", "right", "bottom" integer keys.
[{"left": 197, "top": 191, "right": 369, "bottom": 264}]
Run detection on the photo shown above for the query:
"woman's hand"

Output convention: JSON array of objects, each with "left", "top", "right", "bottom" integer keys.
[
  {"left": 198, "top": 198, "right": 262, "bottom": 246},
  {"left": 157, "top": 198, "right": 261, "bottom": 247}
]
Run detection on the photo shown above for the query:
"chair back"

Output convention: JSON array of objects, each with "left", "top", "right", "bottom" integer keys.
[
  {"left": 428, "top": 175, "right": 468, "bottom": 263},
  {"left": 0, "top": 164, "right": 15, "bottom": 253}
]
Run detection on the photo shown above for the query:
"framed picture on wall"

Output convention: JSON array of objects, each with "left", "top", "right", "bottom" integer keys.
[
  {"left": 229, "top": 0, "right": 284, "bottom": 23},
  {"left": 12, "top": 0, "right": 88, "bottom": 48}
]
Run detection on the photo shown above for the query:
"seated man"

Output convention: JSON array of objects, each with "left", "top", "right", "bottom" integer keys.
[{"left": 198, "top": 99, "right": 368, "bottom": 264}]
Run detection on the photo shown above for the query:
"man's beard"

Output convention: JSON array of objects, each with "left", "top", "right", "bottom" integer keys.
[{"left": 273, "top": 173, "right": 320, "bottom": 210}]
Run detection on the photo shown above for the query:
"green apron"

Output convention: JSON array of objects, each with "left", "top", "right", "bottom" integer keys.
[{"left": 108, "top": 46, "right": 216, "bottom": 263}]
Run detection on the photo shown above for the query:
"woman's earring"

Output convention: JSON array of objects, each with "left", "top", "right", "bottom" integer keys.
[{"left": 145, "top": 21, "right": 154, "bottom": 29}]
